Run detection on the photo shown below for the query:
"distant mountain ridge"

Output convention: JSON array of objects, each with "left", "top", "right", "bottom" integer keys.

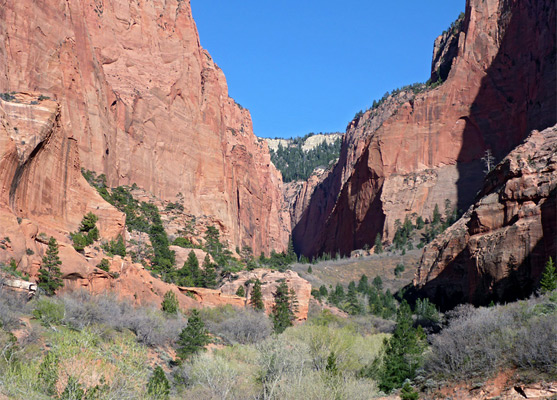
[{"left": 264, "top": 133, "right": 343, "bottom": 183}]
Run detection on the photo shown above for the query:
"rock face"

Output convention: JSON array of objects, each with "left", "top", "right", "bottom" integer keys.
[
  {"left": 413, "top": 126, "right": 557, "bottom": 309},
  {"left": 0, "top": 93, "right": 125, "bottom": 270},
  {"left": 293, "top": 0, "right": 556, "bottom": 258},
  {"left": 266, "top": 133, "right": 343, "bottom": 153},
  {"left": 219, "top": 269, "right": 312, "bottom": 322},
  {"left": 0, "top": 0, "right": 289, "bottom": 255}
]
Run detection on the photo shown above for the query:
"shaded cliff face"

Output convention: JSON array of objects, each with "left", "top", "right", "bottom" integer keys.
[
  {"left": 293, "top": 0, "right": 556, "bottom": 258},
  {"left": 0, "top": 0, "right": 289, "bottom": 255},
  {"left": 413, "top": 125, "right": 557, "bottom": 310}
]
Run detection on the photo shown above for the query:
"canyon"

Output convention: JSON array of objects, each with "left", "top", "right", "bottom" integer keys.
[
  {"left": 0, "top": 0, "right": 555, "bottom": 316},
  {"left": 291, "top": 0, "right": 556, "bottom": 265}
]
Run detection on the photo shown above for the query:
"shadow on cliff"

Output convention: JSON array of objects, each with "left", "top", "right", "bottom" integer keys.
[{"left": 455, "top": 0, "right": 556, "bottom": 212}]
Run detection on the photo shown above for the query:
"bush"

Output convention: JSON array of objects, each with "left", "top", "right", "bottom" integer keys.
[
  {"left": 161, "top": 290, "right": 179, "bottom": 314},
  {"left": 147, "top": 366, "right": 170, "bottom": 399},
  {"left": 425, "top": 294, "right": 557, "bottom": 380},
  {"left": 58, "top": 291, "right": 187, "bottom": 346},
  {"left": 96, "top": 258, "right": 110, "bottom": 272},
  {"left": 32, "top": 297, "right": 64, "bottom": 326},
  {"left": 207, "top": 307, "right": 272, "bottom": 345}
]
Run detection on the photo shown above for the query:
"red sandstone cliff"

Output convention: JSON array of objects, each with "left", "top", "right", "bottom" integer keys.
[
  {"left": 413, "top": 125, "right": 557, "bottom": 309},
  {"left": 0, "top": 0, "right": 289, "bottom": 255},
  {"left": 292, "top": 0, "right": 556, "bottom": 258}
]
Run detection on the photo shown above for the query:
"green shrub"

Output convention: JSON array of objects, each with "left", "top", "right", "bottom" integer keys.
[
  {"left": 236, "top": 285, "right": 245, "bottom": 297},
  {"left": 147, "top": 366, "right": 170, "bottom": 399},
  {"left": 161, "top": 291, "right": 179, "bottom": 314},
  {"left": 32, "top": 297, "right": 64, "bottom": 326},
  {"left": 96, "top": 258, "right": 110, "bottom": 272}
]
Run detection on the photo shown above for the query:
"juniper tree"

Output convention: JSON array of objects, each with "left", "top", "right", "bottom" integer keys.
[
  {"left": 161, "top": 290, "right": 179, "bottom": 314},
  {"left": 38, "top": 237, "right": 64, "bottom": 296}
]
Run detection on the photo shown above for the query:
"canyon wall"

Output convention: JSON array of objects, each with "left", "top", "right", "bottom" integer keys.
[
  {"left": 293, "top": 0, "right": 556, "bottom": 258},
  {"left": 413, "top": 125, "right": 557, "bottom": 309},
  {"left": 0, "top": 0, "right": 289, "bottom": 255}
]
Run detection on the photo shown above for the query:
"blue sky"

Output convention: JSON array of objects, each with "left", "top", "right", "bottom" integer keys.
[{"left": 191, "top": 1, "right": 465, "bottom": 139}]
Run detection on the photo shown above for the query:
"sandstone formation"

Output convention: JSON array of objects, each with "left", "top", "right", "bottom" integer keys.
[
  {"left": 413, "top": 126, "right": 557, "bottom": 309},
  {"left": 0, "top": 93, "right": 125, "bottom": 270},
  {"left": 0, "top": 0, "right": 289, "bottom": 255},
  {"left": 293, "top": 0, "right": 556, "bottom": 258},
  {"left": 219, "top": 269, "right": 312, "bottom": 322}
]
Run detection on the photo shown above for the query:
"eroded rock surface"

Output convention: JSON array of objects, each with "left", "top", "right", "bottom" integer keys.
[
  {"left": 0, "top": 0, "right": 289, "bottom": 255},
  {"left": 292, "top": 0, "right": 556, "bottom": 258},
  {"left": 414, "top": 125, "right": 557, "bottom": 309}
]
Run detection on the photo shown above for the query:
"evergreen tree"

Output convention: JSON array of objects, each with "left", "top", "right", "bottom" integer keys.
[
  {"left": 540, "top": 257, "right": 557, "bottom": 294},
  {"left": 289, "top": 287, "right": 299, "bottom": 315},
  {"left": 372, "top": 275, "right": 383, "bottom": 291},
  {"left": 400, "top": 381, "right": 419, "bottom": 400},
  {"left": 307, "top": 265, "right": 313, "bottom": 274},
  {"left": 319, "top": 285, "right": 328, "bottom": 297},
  {"left": 415, "top": 216, "right": 425, "bottom": 230},
  {"left": 250, "top": 279, "right": 265, "bottom": 310},
  {"left": 201, "top": 254, "right": 217, "bottom": 289},
  {"left": 432, "top": 204, "right": 441, "bottom": 225},
  {"left": 204, "top": 226, "right": 223, "bottom": 258},
  {"left": 377, "top": 301, "right": 426, "bottom": 393},
  {"left": 374, "top": 233, "right": 383, "bottom": 254},
  {"left": 178, "top": 250, "right": 201, "bottom": 286},
  {"left": 271, "top": 282, "right": 294, "bottom": 334},
  {"left": 357, "top": 274, "right": 369, "bottom": 293},
  {"left": 161, "top": 290, "right": 179, "bottom": 314},
  {"left": 236, "top": 285, "right": 246, "bottom": 297},
  {"left": 286, "top": 237, "right": 296, "bottom": 263},
  {"left": 38, "top": 237, "right": 64, "bottom": 296},
  {"left": 177, "top": 309, "right": 210, "bottom": 361},
  {"left": 346, "top": 285, "right": 362, "bottom": 315},
  {"left": 147, "top": 366, "right": 170, "bottom": 399}
]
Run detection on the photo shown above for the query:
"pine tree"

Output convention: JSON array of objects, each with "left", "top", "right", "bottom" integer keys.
[
  {"left": 540, "top": 257, "right": 557, "bottom": 294},
  {"left": 161, "top": 290, "right": 179, "bottom": 314},
  {"left": 147, "top": 366, "right": 170, "bottom": 399},
  {"left": 346, "top": 284, "right": 362, "bottom": 315},
  {"left": 201, "top": 254, "right": 217, "bottom": 289},
  {"left": 249, "top": 279, "right": 265, "bottom": 310},
  {"left": 38, "top": 237, "right": 64, "bottom": 296},
  {"left": 178, "top": 250, "right": 201, "bottom": 287},
  {"left": 432, "top": 204, "right": 441, "bottom": 225},
  {"left": 377, "top": 301, "right": 426, "bottom": 393},
  {"left": 236, "top": 285, "right": 245, "bottom": 297},
  {"left": 374, "top": 233, "right": 383, "bottom": 254},
  {"left": 177, "top": 309, "right": 210, "bottom": 361},
  {"left": 286, "top": 237, "right": 296, "bottom": 263},
  {"left": 289, "top": 287, "right": 299, "bottom": 315},
  {"left": 357, "top": 274, "right": 369, "bottom": 293},
  {"left": 271, "top": 282, "right": 294, "bottom": 334}
]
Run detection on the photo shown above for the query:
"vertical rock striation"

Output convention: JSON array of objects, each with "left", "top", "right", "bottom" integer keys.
[
  {"left": 293, "top": 0, "right": 556, "bottom": 258},
  {"left": 0, "top": 0, "right": 289, "bottom": 255}
]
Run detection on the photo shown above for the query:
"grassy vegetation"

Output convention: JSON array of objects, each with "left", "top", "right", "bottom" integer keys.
[{"left": 1, "top": 286, "right": 555, "bottom": 399}]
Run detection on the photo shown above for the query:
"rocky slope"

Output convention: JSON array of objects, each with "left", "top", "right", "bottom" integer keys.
[
  {"left": 0, "top": 0, "right": 289, "bottom": 255},
  {"left": 413, "top": 125, "right": 557, "bottom": 309},
  {"left": 266, "top": 133, "right": 342, "bottom": 152},
  {"left": 292, "top": 0, "right": 556, "bottom": 258}
]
